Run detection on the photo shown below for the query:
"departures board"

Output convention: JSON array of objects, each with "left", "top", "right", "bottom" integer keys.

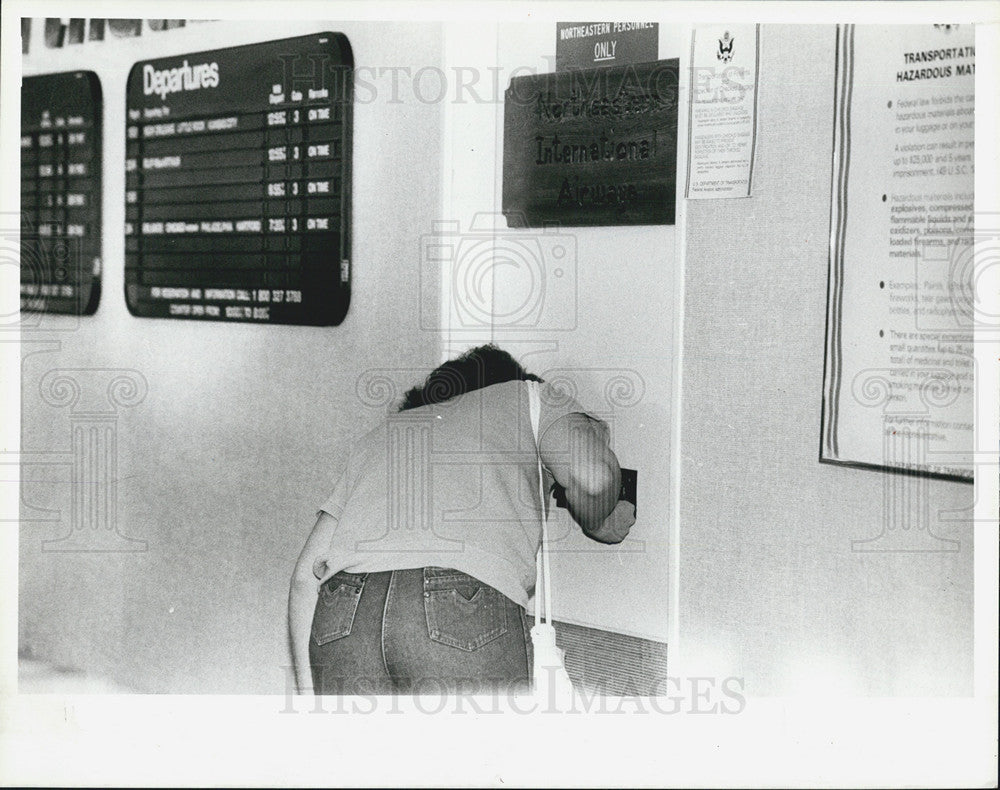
[
  {"left": 21, "top": 72, "right": 103, "bottom": 315},
  {"left": 125, "top": 33, "right": 353, "bottom": 325}
]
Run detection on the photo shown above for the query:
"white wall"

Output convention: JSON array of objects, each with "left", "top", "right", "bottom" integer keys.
[
  {"left": 18, "top": 19, "right": 444, "bottom": 693},
  {"left": 678, "top": 25, "right": 974, "bottom": 695},
  {"left": 435, "top": 21, "right": 689, "bottom": 641},
  {"left": 18, "top": 19, "right": 972, "bottom": 697}
]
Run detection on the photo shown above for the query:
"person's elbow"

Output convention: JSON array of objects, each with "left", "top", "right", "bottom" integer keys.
[
  {"left": 575, "top": 455, "right": 619, "bottom": 500},
  {"left": 540, "top": 412, "right": 622, "bottom": 530},
  {"left": 557, "top": 416, "right": 620, "bottom": 497},
  {"left": 290, "top": 559, "right": 318, "bottom": 598},
  {"left": 566, "top": 453, "right": 621, "bottom": 531}
]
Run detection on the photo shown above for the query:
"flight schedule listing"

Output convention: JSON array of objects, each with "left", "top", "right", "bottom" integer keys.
[
  {"left": 125, "top": 33, "right": 353, "bottom": 325},
  {"left": 21, "top": 72, "right": 103, "bottom": 316}
]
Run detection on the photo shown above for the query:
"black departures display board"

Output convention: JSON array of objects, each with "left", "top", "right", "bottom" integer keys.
[
  {"left": 125, "top": 33, "right": 353, "bottom": 325},
  {"left": 21, "top": 72, "right": 103, "bottom": 315}
]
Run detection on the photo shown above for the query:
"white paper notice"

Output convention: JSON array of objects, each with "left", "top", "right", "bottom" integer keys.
[
  {"left": 685, "top": 24, "right": 759, "bottom": 199},
  {"left": 821, "top": 25, "right": 974, "bottom": 481}
]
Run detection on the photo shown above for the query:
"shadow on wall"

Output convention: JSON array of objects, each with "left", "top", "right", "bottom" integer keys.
[{"left": 19, "top": 652, "right": 135, "bottom": 694}]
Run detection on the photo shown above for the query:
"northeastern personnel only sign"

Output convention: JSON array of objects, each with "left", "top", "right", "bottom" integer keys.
[{"left": 556, "top": 22, "right": 659, "bottom": 70}]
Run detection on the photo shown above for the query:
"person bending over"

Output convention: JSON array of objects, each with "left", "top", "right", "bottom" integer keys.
[{"left": 289, "top": 344, "right": 634, "bottom": 695}]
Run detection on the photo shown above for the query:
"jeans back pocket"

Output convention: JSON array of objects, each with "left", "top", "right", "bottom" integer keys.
[
  {"left": 422, "top": 567, "right": 508, "bottom": 652},
  {"left": 311, "top": 572, "right": 367, "bottom": 646}
]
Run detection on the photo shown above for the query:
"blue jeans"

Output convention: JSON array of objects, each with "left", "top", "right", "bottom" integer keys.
[{"left": 309, "top": 567, "right": 531, "bottom": 695}]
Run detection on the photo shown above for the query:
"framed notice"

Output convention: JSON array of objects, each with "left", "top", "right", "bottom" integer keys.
[
  {"left": 685, "top": 24, "right": 760, "bottom": 199},
  {"left": 125, "top": 33, "right": 353, "bottom": 325},
  {"left": 20, "top": 71, "right": 103, "bottom": 315},
  {"left": 502, "top": 60, "right": 679, "bottom": 227},
  {"left": 821, "top": 25, "right": 974, "bottom": 482}
]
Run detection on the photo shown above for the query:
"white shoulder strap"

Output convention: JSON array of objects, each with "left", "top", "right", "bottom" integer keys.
[
  {"left": 526, "top": 381, "right": 552, "bottom": 627},
  {"left": 527, "top": 379, "right": 541, "bottom": 440}
]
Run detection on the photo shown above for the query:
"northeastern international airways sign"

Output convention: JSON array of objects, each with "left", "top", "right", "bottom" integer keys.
[{"left": 502, "top": 59, "right": 678, "bottom": 227}]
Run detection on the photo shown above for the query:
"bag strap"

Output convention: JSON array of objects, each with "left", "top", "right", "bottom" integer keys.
[{"left": 526, "top": 381, "right": 552, "bottom": 627}]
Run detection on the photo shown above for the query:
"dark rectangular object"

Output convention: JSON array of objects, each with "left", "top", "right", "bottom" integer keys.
[
  {"left": 502, "top": 60, "right": 678, "bottom": 227},
  {"left": 125, "top": 33, "right": 353, "bottom": 326},
  {"left": 556, "top": 22, "right": 659, "bottom": 71},
  {"left": 20, "top": 71, "right": 103, "bottom": 316},
  {"left": 619, "top": 467, "right": 637, "bottom": 513},
  {"left": 134, "top": 165, "right": 264, "bottom": 190}
]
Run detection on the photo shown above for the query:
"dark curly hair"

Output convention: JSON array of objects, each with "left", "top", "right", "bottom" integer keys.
[{"left": 398, "top": 344, "right": 542, "bottom": 411}]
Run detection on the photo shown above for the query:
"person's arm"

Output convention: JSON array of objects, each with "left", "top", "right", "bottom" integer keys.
[
  {"left": 538, "top": 412, "right": 625, "bottom": 539},
  {"left": 586, "top": 499, "right": 636, "bottom": 544},
  {"left": 288, "top": 511, "right": 340, "bottom": 695}
]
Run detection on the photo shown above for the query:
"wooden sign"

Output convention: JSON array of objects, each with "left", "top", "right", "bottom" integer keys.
[{"left": 502, "top": 59, "right": 678, "bottom": 227}]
